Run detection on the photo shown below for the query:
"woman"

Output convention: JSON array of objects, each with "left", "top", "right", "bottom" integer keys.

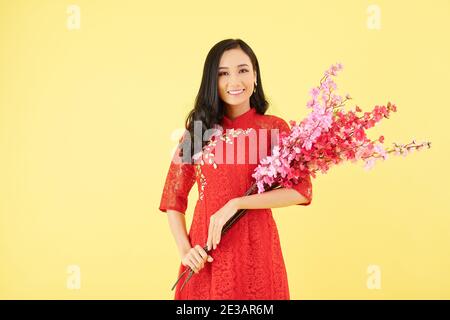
[{"left": 159, "top": 38, "right": 312, "bottom": 299}]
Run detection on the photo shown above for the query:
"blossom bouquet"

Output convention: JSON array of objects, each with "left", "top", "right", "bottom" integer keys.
[{"left": 172, "top": 63, "right": 432, "bottom": 291}]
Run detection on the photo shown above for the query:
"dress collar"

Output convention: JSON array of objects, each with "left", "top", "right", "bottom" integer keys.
[{"left": 221, "top": 107, "right": 256, "bottom": 127}]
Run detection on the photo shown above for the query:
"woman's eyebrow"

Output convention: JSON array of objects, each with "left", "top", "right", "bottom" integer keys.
[{"left": 218, "top": 64, "right": 249, "bottom": 70}]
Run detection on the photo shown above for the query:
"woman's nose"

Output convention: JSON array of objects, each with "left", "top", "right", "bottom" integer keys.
[{"left": 228, "top": 72, "right": 242, "bottom": 85}]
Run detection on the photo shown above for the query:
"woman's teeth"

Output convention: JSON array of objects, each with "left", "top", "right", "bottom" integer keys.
[{"left": 228, "top": 89, "right": 245, "bottom": 95}]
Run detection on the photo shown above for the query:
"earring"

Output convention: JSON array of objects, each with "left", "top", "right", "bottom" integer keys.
[{"left": 253, "top": 82, "right": 257, "bottom": 93}]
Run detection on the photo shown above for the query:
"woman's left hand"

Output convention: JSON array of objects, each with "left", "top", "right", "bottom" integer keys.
[{"left": 206, "top": 198, "right": 239, "bottom": 251}]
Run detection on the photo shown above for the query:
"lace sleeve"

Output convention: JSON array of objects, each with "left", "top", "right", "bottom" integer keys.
[
  {"left": 158, "top": 136, "right": 196, "bottom": 214},
  {"left": 272, "top": 117, "right": 313, "bottom": 206}
]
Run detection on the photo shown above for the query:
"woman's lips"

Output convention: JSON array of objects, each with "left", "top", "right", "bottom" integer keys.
[{"left": 227, "top": 89, "right": 245, "bottom": 96}]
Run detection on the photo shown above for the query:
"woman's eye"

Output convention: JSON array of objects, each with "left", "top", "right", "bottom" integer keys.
[{"left": 218, "top": 69, "right": 249, "bottom": 76}]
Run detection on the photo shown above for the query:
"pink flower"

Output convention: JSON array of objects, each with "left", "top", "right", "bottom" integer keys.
[
  {"left": 354, "top": 128, "right": 365, "bottom": 141},
  {"left": 251, "top": 63, "right": 431, "bottom": 194},
  {"left": 364, "top": 158, "right": 376, "bottom": 170},
  {"left": 309, "top": 87, "right": 320, "bottom": 99}
]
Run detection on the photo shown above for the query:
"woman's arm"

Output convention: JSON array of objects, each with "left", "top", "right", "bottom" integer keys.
[
  {"left": 232, "top": 187, "right": 308, "bottom": 210},
  {"left": 166, "top": 210, "right": 192, "bottom": 259},
  {"left": 167, "top": 210, "right": 214, "bottom": 273}
]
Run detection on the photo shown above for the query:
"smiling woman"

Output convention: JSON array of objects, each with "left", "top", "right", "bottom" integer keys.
[{"left": 159, "top": 38, "right": 312, "bottom": 300}]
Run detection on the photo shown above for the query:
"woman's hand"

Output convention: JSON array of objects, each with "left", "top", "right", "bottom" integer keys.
[
  {"left": 181, "top": 245, "right": 214, "bottom": 274},
  {"left": 206, "top": 199, "right": 239, "bottom": 251}
]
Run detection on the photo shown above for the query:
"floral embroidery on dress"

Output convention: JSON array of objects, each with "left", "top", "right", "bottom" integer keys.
[
  {"left": 192, "top": 127, "right": 255, "bottom": 201},
  {"left": 195, "top": 164, "right": 207, "bottom": 200},
  {"left": 194, "top": 128, "right": 255, "bottom": 169}
]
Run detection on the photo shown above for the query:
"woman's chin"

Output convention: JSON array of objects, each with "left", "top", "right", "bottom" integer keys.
[{"left": 222, "top": 97, "right": 249, "bottom": 106}]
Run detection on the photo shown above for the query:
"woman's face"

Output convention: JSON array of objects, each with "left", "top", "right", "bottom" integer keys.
[{"left": 217, "top": 48, "right": 257, "bottom": 108}]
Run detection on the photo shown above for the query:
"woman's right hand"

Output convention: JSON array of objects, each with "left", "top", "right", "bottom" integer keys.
[{"left": 181, "top": 245, "right": 214, "bottom": 273}]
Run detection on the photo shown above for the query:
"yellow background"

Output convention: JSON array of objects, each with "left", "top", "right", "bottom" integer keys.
[{"left": 1, "top": 0, "right": 448, "bottom": 299}]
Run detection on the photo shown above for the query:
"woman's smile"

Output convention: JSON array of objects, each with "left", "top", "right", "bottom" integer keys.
[{"left": 228, "top": 89, "right": 245, "bottom": 96}]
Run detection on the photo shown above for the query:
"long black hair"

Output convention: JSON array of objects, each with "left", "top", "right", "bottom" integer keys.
[{"left": 179, "top": 38, "right": 269, "bottom": 162}]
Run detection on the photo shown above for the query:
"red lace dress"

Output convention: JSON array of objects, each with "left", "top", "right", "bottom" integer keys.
[{"left": 159, "top": 107, "right": 313, "bottom": 300}]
